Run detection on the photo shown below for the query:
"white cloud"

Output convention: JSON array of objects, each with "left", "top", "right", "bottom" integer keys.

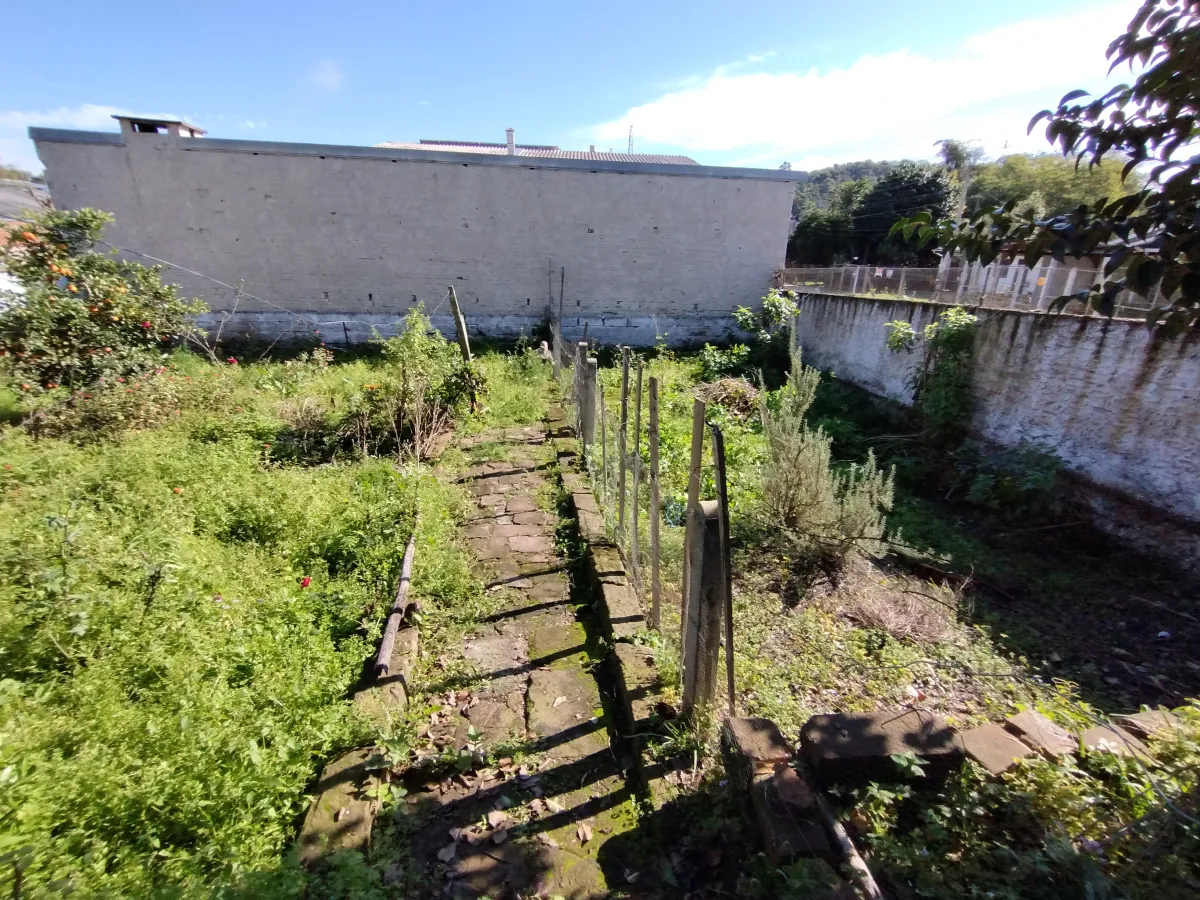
[
  {"left": 312, "top": 60, "right": 345, "bottom": 94},
  {"left": 0, "top": 104, "right": 136, "bottom": 173},
  {"left": 589, "top": 4, "right": 1136, "bottom": 168}
]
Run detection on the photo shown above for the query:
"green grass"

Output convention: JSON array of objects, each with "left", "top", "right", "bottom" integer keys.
[
  {"left": 578, "top": 345, "right": 1200, "bottom": 900},
  {"left": 0, "top": 333, "right": 536, "bottom": 897}
]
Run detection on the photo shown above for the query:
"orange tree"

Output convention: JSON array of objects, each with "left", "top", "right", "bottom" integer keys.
[
  {"left": 0, "top": 208, "right": 205, "bottom": 392},
  {"left": 892, "top": 0, "right": 1200, "bottom": 335}
]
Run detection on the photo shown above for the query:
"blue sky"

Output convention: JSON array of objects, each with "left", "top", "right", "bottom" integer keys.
[{"left": 3, "top": 0, "right": 1139, "bottom": 173}]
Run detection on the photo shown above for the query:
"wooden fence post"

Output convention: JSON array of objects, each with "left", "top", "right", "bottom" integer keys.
[
  {"left": 552, "top": 322, "right": 561, "bottom": 380},
  {"left": 581, "top": 358, "right": 597, "bottom": 451},
  {"left": 446, "top": 286, "right": 476, "bottom": 409},
  {"left": 681, "top": 500, "right": 725, "bottom": 719},
  {"left": 599, "top": 381, "right": 608, "bottom": 500},
  {"left": 574, "top": 342, "right": 587, "bottom": 432},
  {"left": 680, "top": 398, "right": 705, "bottom": 643},
  {"left": 446, "top": 287, "right": 472, "bottom": 362},
  {"left": 630, "top": 359, "right": 644, "bottom": 576},
  {"left": 649, "top": 376, "right": 661, "bottom": 629},
  {"left": 710, "top": 424, "right": 735, "bottom": 715},
  {"left": 617, "top": 348, "right": 630, "bottom": 536}
]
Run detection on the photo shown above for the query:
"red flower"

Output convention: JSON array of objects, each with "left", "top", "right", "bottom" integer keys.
[
  {"left": 226, "top": 357, "right": 238, "bottom": 365},
  {"left": 172, "top": 487, "right": 183, "bottom": 494},
  {"left": 140, "top": 321, "right": 152, "bottom": 328},
  {"left": 299, "top": 576, "right": 312, "bottom": 589}
]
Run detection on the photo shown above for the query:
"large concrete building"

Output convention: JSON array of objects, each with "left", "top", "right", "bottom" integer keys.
[{"left": 31, "top": 117, "right": 802, "bottom": 344}]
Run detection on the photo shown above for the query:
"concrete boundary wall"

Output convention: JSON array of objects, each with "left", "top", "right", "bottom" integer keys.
[
  {"left": 792, "top": 293, "right": 1200, "bottom": 565},
  {"left": 32, "top": 127, "right": 799, "bottom": 346}
]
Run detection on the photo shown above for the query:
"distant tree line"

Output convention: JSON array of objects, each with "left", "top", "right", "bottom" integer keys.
[{"left": 786, "top": 147, "right": 1140, "bottom": 266}]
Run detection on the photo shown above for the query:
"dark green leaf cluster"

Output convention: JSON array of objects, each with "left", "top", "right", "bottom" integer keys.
[{"left": 891, "top": 0, "right": 1200, "bottom": 335}]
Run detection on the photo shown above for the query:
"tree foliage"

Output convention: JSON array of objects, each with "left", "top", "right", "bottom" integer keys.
[
  {"left": 892, "top": 0, "right": 1200, "bottom": 335},
  {"left": 791, "top": 160, "right": 903, "bottom": 217},
  {"left": 786, "top": 208, "right": 855, "bottom": 265},
  {"left": 967, "top": 153, "right": 1139, "bottom": 217},
  {"left": 0, "top": 208, "right": 206, "bottom": 392},
  {"left": 854, "top": 162, "right": 953, "bottom": 263}
]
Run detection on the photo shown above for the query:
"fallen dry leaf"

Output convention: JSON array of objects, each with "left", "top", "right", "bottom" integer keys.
[
  {"left": 577, "top": 823, "right": 593, "bottom": 845},
  {"left": 552, "top": 695, "right": 567, "bottom": 708},
  {"left": 436, "top": 842, "right": 457, "bottom": 863},
  {"left": 492, "top": 829, "right": 509, "bottom": 845},
  {"left": 545, "top": 797, "right": 565, "bottom": 814},
  {"left": 486, "top": 809, "right": 507, "bottom": 829}
]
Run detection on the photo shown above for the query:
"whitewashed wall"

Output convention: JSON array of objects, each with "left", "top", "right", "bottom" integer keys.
[{"left": 793, "top": 293, "right": 1200, "bottom": 564}]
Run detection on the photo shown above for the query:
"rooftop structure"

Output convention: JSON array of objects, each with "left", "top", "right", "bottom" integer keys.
[{"left": 375, "top": 128, "right": 698, "bottom": 165}]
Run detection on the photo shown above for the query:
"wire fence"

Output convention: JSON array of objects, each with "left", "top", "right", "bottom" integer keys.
[{"left": 778, "top": 261, "right": 1160, "bottom": 319}]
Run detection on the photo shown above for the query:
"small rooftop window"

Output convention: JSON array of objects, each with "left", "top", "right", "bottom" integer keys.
[{"left": 113, "top": 115, "right": 206, "bottom": 138}]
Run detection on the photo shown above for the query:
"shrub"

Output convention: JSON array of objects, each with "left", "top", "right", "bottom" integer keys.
[
  {"left": 21, "top": 367, "right": 191, "bottom": 439},
  {"left": 759, "top": 350, "right": 894, "bottom": 570},
  {"left": 698, "top": 342, "right": 751, "bottom": 381},
  {"left": 884, "top": 306, "right": 977, "bottom": 446},
  {"left": 0, "top": 208, "right": 206, "bottom": 392},
  {"left": 950, "top": 439, "right": 1065, "bottom": 521}
]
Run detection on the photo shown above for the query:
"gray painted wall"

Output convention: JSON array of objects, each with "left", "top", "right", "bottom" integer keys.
[
  {"left": 793, "top": 293, "right": 1200, "bottom": 564},
  {"left": 32, "top": 128, "right": 798, "bottom": 345}
]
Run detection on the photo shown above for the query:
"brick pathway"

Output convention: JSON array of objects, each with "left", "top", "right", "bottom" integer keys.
[{"left": 393, "top": 424, "right": 640, "bottom": 899}]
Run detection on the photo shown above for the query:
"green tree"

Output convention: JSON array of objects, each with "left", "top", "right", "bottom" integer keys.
[
  {"left": 893, "top": 0, "right": 1200, "bottom": 335},
  {"left": 854, "top": 162, "right": 953, "bottom": 263},
  {"left": 0, "top": 209, "right": 206, "bottom": 392},
  {"left": 787, "top": 208, "right": 855, "bottom": 265},
  {"left": 935, "top": 138, "right": 986, "bottom": 214},
  {"left": 966, "top": 153, "right": 1138, "bottom": 217},
  {"left": 0, "top": 158, "right": 35, "bottom": 181},
  {"left": 791, "top": 159, "right": 902, "bottom": 217}
]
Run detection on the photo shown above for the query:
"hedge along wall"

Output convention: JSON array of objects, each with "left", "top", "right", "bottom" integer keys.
[{"left": 792, "top": 293, "right": 1200, "bottom": 566}]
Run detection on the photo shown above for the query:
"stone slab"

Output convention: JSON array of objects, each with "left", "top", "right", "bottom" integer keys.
[
  {"left": 602, "top": 581, "right": 645, "bottom": 640},
  {"left": 527, "top": 667, "right": 607, "bottom": 758},
  {"left": 1081, "top": 724, "right": 1150, "bottom": 758},
  {"left": 750, "top": 764, "right": 832, "bottom": 863},
  {"left": 725, "top": 717, "right": 795, "bottom": 775},
  {"left": 1003, "top": 710, "right": 1076, "bottom": 758},
  {"left": 613, "top": 641, "right": 660, "bottom": 724},
  {"left": 297, "top": 747, "right": 376, "bottom": 864},
  {"left": 961, "top": 723, "right": 1035, "bottom": 775},
  {"left": 1113, "top": 709, "right": 1181, "bottom": 739},
  {"left": 353, "top": 627, "right": 418, "bottom": 727},
  {"left": 800, "top": 710, "right": 965, "bottom": 782},
  {"left": 505, "top": 496, "right": 539, "bottom": 514}
]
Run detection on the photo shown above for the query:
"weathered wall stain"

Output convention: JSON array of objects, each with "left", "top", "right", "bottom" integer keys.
[{"left": 793, "top": 293, "right": 1200, "bottom": 562}]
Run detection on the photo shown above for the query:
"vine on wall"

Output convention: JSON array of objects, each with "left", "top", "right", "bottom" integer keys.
[{"left": 884, "top": 306, "right": 978, "bottom": 447}]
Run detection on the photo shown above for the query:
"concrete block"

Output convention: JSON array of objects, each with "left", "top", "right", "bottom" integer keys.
[
  {"left": 961, "top": 723, "right": 1035, "bottom": 775},
  {"left": 1113, "top": 709, "right": 1181, "bottom": 739},
  {"left": 297, "top": 747, "right": 377, "bottom": 864},
  {"left": 603, "top": 581, "right": 645, "bottom": 640},
  {"left": 1080, "top": 725, "right": 1150, "bottom": 758},
  {"left": 750, "top": 764, "right": 832, "bottom": 863},
  {"left": 353, "top": 627, "right": 418, "bottom": 727},
  {"left": 613, "top": 641, "right": 660, "bottom": 724},
  {"left": 800, "top": 710, "right": 965, "bottom": 782},
  {"left": 724, "top": 717, "right": 794, "bottom": 774},
  {"left": 1004, "top": 710, "right": 1076, "bottom": 758}
]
